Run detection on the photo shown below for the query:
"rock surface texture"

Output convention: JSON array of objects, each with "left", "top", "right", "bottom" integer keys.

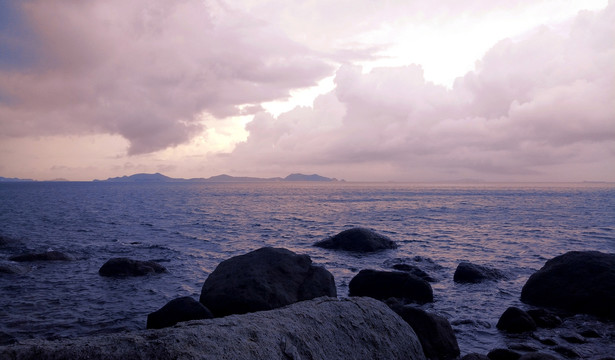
[
  {"left": 496, "top": 307, "right": 537, "bottom": 333},
  {"left": 520, "top": 251, "right": 615, "bottom": 319},
  {"left": 98, "top": 258, "right": 167, "bottom": 277},
  {"left": 200, "top": 247, "right": 336, "bottom": 317},
  {"left": 349, "top": 269, "right": 433, "bottom": 304},
  {"left": 314, "top": 227, "right": 397, "bottom": 252},
  {"left": 0, "top": 297, "right": 427, "bottom": 360}
]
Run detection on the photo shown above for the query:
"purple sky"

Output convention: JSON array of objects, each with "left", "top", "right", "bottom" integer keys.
[{"left": 0, "top": 0, "right": 613, "bottom": 181}]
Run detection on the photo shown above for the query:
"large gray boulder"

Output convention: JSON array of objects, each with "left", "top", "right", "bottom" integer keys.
[
  {"left": 314, "top": 227, "right": 397, "bottom": 252},
  {"left": 349, "top": 269, "right": 433, "bottom": 304},
  {"left": 520, "top": 251, "right": 615, "bottom": 319},
  {"left": 200, "top": 247, "right": 336, "bottom": 317},
  {"left": 0, "top": 297, "right": 427, "bottom": 360}
]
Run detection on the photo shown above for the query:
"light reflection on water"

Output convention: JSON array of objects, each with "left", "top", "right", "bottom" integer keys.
[{"left": 0, "top": 181, "right": 614, "bottom": 356}]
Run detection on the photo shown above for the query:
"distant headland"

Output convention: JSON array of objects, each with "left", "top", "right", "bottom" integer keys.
[{"left": 97, "top": 173, "right": 341, "bottom": 183}]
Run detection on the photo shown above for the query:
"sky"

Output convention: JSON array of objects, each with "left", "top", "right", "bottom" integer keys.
[{"left": 0, "top": 0, "right": 613, "bottom": 182}]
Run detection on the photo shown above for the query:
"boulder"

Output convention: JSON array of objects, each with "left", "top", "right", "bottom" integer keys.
[
  {"left": 526, "top": 309, "right": 562, "bottom": 329},
  {"left": 520, "top": 251, "right": 615, "bottom": 319},
  {"left": 147, "top": 296, "right": 213, "bottom": 329},
  {"left": 496, "top": 307, "right": 537, "bottom": 333},
  {"left": 199, "top": 247, "right": 336, "bottom": 317},
  {"left": 0, "top": 297, "right": 427, "bottom": 360},
  {"left": 9, "top": 251, "right": 73, "bottom": 262},
  {"left": 454, "top": 262, "right": 505, "bottom": 284},
  {"left": 389, "top": 303, "right": 460, "bottom": 360},
  {"left": 99, "top": 258, "right": 166, "bottom": 277},
  {"left": 314, "top": 227, "right": 397, "bottom": 252},
  {"left": 461, "top": 354, "right": 490, "bottom": 360},
  {"left": 349, "top": 269, "right": 433, "bottom": 304}
]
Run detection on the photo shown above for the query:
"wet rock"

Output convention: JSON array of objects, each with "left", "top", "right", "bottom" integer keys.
[
  {"left": 0, "top": 297, "right": 427, "bottom": 360},
  {"left": 487, "top": 348, "right": 521, "bottom": 360},
  {"left": 0, "top": 261, "right": 29, "bottom": 274},
  {"left": 314, "top": 227, "right": 397, "bottom": 252},
  {"left": 349, "top": 269, "right": 433, "bottom": 304},
  {"left": 462, "top": 354, "right": 489, "bottom": 360},
  {"left": 199, "top": 247, "right": 336, "bottom": 317},
  {"left": 560, "top": 332, "right": 586, "bottom": 344},
  {"left": 526, "top": 309, "right": 562, "bottom": 328},
  {"left": 390, "top": 264, "right": 436, "bottom": 282},
  {"left": 521, "top": 251, "right": 615, "bottom": 319},
  {"left": 519, "top": 353, "right": 559, "bottom": 360},
  {"left": 9, "top": 250, "right": 73, "bottom": 262},
  {"left": 388, "top": 303, "right": 460, "bottom": 360},
  {"left": 99, "top": 258, "right": 167, "bottom": 277},
  {"left": 579, "top": 328, "right": 600, "bottom": 338},
  {"left": 496, "top": 307, "right": 537, "bottom": 333},
  {"left": 147, "top": 296, "right": 213, "bottom": 329},
  {"left": 454, "top": 262, "right": 505, "bottom": 283},
  {"left": 552, "top": 345, "right": 579, "bottom": 359}
]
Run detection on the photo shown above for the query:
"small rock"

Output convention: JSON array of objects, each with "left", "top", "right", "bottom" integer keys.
[
  {"left": 99, "top": 258, "right": 166, "bottom": 277},
  {"left": 560, "top": 332, "right": 586, "bottom": 344},
  {"left": 552, "top": 346, "right": 579, "bottom": 359},
  {"left": 314, "top": 227, "right": 397, "bottom": 252},
  {"left": 388, "top": 303, "right": 460, "bottom": 360},
  {"left": 496, "top": 307, "right": 537, "bottom": 333},
  {"left": 9, "top": 250, "right": 73, "bottom": 262},
  {"left": 487, "top": 348, "right": 521, "bottom": 360},
  {"left": 349, "top": 269, "right": 433, "bottom": 304},
  {"left": 0, "top": 262, "right": 30, "bottom": 274},
  {"left": 390, "top": 264, "right": 436, "bottom": 282},
  {"left": 526, "top": 309, "right": 562, "bottom": 328},
  {"left": 147, "top": 296, "right": 213, "bottom": 329},
  {"left": 454, "top": 262, "right": 505, "bottom": 283},
  {"left": 579, "top": 328, "right": 600, "bottom": 338}
]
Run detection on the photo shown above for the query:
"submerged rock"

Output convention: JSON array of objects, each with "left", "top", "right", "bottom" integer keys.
[
  {"left": 199, "top": 247, "right": 336, "bottom": 317},
  {"left": 388, "top": 302, "right": 460, "bottom": 360},
  {"left": 349, "top": 269, "right": 433, "bottom": 304},
  {"left": 453, "top": 262, "right": 505, "bottom": 284},
  {"left": 147, "top": 296, "right": 213, "bottom": 330},
  {"left": 98, "top": 258, "right": 166, "bottom": 277},
  {"left": 390, "top": 263, "right": 436, "bottom": 282},
  {"left": 520, "top": 251, "right": 615, "bottom": 319},
  {"left": 0, "top": 297, "right": 427, "bottom": 360},
  {"left": 487, "top": 348, "right": 521, "bottom": 360},
  {"left": 496, "top": 307, "right": 536, "bottom": 333},
  {"left": 9, "top": 251, "right": 73, "bottom": 262},
  {"left": 314, "top": 227, "right": 397, "bottom": 252},
  {"left": 526, "top": 309, "right": 562, "bottom": 329},
  {"left": 0, "top": 262, "right": 30, "bottom": 275}
]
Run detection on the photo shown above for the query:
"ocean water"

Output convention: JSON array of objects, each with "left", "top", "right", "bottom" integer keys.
[{"left": 0, "top": 181, "right": 614, "bottom": 357}]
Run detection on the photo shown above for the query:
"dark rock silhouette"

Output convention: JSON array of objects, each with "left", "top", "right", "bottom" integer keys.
[
  {"left": 520, "top": 251, "right": 615, "bottom": 319},
  {"left": 461, "top": 354, "right": 489, "bottom": 360},
  {"left": 147, "top": 296, "right": 213, "bottom": 329},
  {"left": 390, "top": 263, "right": 436, "bottom": 282},
  {"left": 199, "top": 247, "right": 336, "bottom": 317},
  {"left": 453, "top": 262, "right": 504, "bottom": 283},
  {"left": 526, "top": 309, "right": 562, "bottom": 328},
  {"left": 388, "top": 302, "right": 460, "bottom": 360},
  {"left": 0, "top": 262, "right": 29, "bottom": 275},
  {"left": 496, "top": 307, "right": 537, "bottom": 333},
  {"left": 518, "top": 353, "right": 559, "bottom": 360},
  {"left": 0, "top": 297, "right": 427, "bottom": 360},
  {"left": 349, "top": 269, "right": 433, "bottom": 304},
  {"left": 9, "top": 251, "right": 73, "bottom": 262},
  {"left": 487, "top": 348, "right": 521, "bottom": 360},
  {"left": 99, "top": 258, "right": 166, "bottom": 277},
  {"left": 314, "top": 227, "right": 397, "bottom": 252}
]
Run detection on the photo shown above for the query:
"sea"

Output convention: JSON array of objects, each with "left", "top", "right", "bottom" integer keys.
[{"left": 0, "top": 181, "right": 614, "bottom": 358}]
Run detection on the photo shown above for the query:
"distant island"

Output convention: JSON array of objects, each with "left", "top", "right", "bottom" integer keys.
[{"left": 95, "top": 173, "right": 339, "bottom": 183}]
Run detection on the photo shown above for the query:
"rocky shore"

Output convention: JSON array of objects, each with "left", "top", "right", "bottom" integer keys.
[{"left": 1, "top": 228, "right": 614, "bottom": 359}]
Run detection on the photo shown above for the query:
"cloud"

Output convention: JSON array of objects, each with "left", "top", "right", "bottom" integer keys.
[
  {"left": 0, "top": 0, "right": 334, "bottom": 154},
  {"left": 228, "top": 3, "right": 615, "bottom": 180}
]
